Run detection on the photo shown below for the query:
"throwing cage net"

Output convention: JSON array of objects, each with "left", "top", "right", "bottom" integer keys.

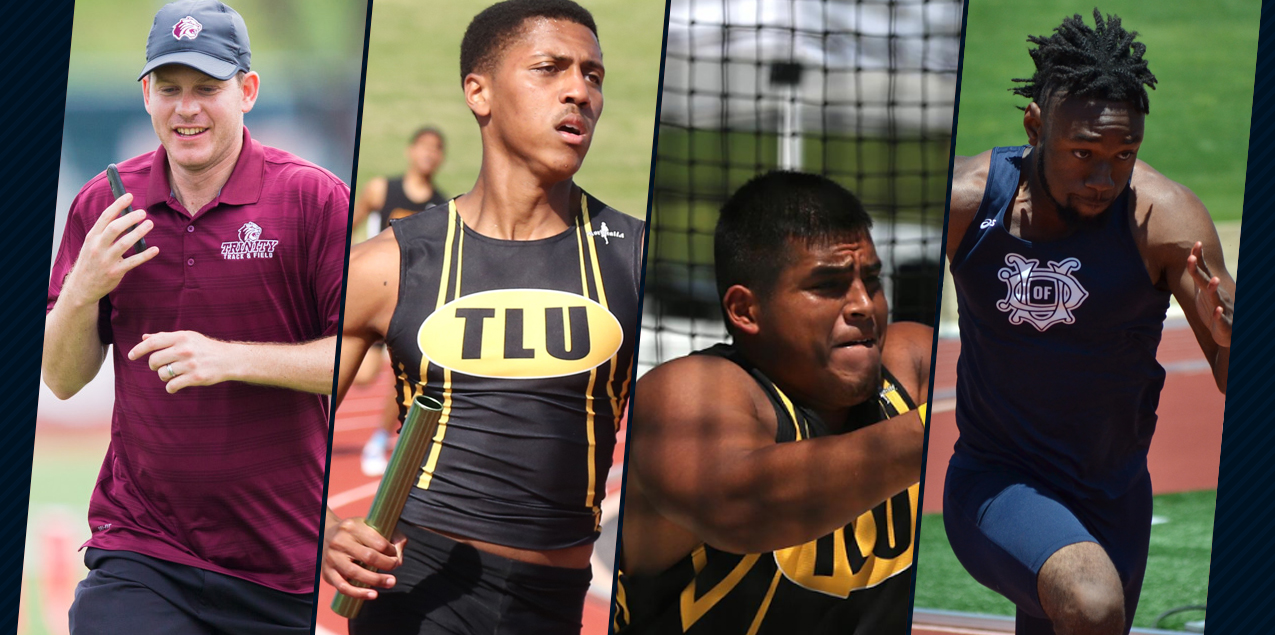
[{"left": 640, "top": 0, "right": 963, "bottom": 373}]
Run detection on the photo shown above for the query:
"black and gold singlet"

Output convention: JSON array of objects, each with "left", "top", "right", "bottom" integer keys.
[
  {"left": 615, "top": 344, "right": 923, "bottom": 634},
  {"left": 379, "top": 176, "right": 447, "bottom": 232},
  {"left": 386, "top": 192, "right": 643, "bottom": 550}
]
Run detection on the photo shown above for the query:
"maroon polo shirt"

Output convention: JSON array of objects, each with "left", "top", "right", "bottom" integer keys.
[{"left": 47, "top": 128, "right": 348, "bottom": 594}]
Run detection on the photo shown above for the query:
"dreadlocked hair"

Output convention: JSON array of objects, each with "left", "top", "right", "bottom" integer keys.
[{"left": 1012, "top": 8, "right": 1157, "bottom": 113}]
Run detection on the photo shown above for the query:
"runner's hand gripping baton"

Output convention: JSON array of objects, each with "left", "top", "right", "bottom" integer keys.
[
  {"left": 106, "top": 164, "right": 147, "bottom": 254},
  {"left": 331, "top": 395, "right": 444, "bottom": 619}
]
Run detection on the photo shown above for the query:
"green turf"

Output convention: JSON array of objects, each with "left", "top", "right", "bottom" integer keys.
[
  {"left": 356, "top": 0, "right": 665, "bottom": 226},
  {"left": 915, "top": 489, "right": 1216, "bottom": 631},
  {"left": 955, "top": 0, "right": 1260, "bottom": 222}
]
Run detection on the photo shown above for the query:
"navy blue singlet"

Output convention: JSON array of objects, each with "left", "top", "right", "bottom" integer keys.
[{"left": 949, "top": 146, "right": 1171, "bottom": 499}]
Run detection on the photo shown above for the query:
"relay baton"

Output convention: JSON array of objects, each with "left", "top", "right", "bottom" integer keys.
[
  {"left": 331, "top": 394, "right": 444, "bottom": 619},
  {"left": 106, "top": 164, "right": 147, "bottom": 254}
]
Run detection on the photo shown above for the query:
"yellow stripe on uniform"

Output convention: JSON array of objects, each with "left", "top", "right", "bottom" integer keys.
[
  {"left": 438, "top": 201, "right": 458, "bottom": 310},
  {"left": 575, "top": 207, "right": 600, "bottom": 509},
  {"left": 395, "top": 361, "right": 413, "bottom": 410},
  {"left": 680, "top": 550, "right": 762, "bottom": 630},
  {"left": 417, "top": 202, "right": 462, "bottom": 490},
  {"left": 614, "top": 575, "right": 631, "bottom": 630},
  {"left": 745, "top": 570, "right": 784, "bottom": 635},
  {"left": 417, "top": 369, "right": 453, "bottom": 490},
  {"left": 881, "top": 379, "right": 910, "bottom": 417},
  {"left": 771, "top": 384, "right": 804, "bottom": 441},
  {"left": 580, "top": 192, "right": 625, "bottom": 422}
]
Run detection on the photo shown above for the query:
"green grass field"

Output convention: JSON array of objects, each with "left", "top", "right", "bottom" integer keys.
[
  {"left": 356, "top": 0, "right": 666, "bottom": 227},
  {"left": 915, "top": 490, "right": 1216, "bottom": 631},
  {"left": 954, "top": 0, "right": 1260, "bottom": 222}
]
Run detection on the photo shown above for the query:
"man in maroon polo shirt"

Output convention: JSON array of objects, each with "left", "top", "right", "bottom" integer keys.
[{"left": 42, "top": 1, "right": 345, "bottom": 633}]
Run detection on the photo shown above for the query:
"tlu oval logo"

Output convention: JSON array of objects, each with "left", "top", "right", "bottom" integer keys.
[{"left": 418, "top": 289, "right": 623, "bottom": 379}]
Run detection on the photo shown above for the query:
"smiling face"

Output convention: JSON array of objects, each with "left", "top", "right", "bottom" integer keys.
[
  {"left": 750, "top": 232, "right": 888, "bottom": 409},
  {"left": 468, "top": 17, "right": 603, "bottom": 181},
  {"left": 1027, "top": 96, "right": 1145, "bottom": 227},
  {"left": 143, "top": 65, "right": 259, "bottom": 176}
]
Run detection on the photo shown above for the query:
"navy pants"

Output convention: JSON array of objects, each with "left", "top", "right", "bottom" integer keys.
[
  {"left": 68, "top": 548, "right": 313, "bottom": 635},
  {"left": 943, "top": 463, "right": 1153, "bottom": 635}
]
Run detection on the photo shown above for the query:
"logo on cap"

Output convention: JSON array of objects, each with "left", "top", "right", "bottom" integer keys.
[{"left": 172, "top": 16, "right": 203, "bottom": 41}]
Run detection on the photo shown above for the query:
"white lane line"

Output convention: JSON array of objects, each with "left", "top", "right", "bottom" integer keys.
[{"left": 327, "top": 481, "right": 380, "bottom": 510}]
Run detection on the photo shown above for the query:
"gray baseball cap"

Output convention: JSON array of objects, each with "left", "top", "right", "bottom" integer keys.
[{"left": 138, "top": 0, "right": 251, "bottom": 81}]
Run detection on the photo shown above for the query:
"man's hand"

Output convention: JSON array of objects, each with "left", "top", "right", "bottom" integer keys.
[
  {"left": 322, "top": 516, "right": 406, "bottom": 601},
  {"left": 1187, "top": 241, "right": 1233, "bottom": 347},
  {"left": 128, "top": 331, "right": 242, "bottom": 393},
  {"left": 62, "top": 193, "right": 159, "bottom": 307}
]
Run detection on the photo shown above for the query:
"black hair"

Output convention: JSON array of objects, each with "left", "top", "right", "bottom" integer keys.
[
  {"left": 460, "top": 0, "right": 598, "bottom": 82},
  {"left": 714, "top": 171, "right": 873, "bottom": 304},
  {"left": 410, "top": 126, "right": 445, "bottom": 146},
  {"left": 1012, "top": 8, "right": 1157, "bottom": 114}
]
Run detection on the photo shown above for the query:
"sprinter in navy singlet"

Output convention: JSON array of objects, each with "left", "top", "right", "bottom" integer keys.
[
  {"left": 616, "top": 172, "right": 931, "bottom": 634},
  {"left": 943, "top": 11, "right": 1234, "bottom": 635},
  {"left": 322, "top": 2, "right": 644, "bottom": 633}
]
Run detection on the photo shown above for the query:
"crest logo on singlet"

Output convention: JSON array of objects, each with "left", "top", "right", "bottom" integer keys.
[
  {"left": 588, "top": 222, "right": 624, "bottom": 245},
  {"left": 418, "top": 288, "right": 624, "bottom": 379},
  {"left": 221, "top": 221, "right": 280, "bottom": 260},
  {"left": 172, "top": 16, "right": 203, "bottom": 40},
  {"left": 996, "top": 253, "right": 1088, "bottom": 331}
]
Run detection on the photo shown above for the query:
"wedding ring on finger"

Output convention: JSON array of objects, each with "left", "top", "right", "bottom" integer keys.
[{"left": 166, "top": 363, "right": 177, "bottom": 380}]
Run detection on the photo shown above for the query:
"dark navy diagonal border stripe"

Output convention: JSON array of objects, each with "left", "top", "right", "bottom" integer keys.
[
  {"left": 0, "top": 0, "right": 76, "bottom": 632},
  {"left": 912, "top": 1, "right": 1275, "bottom": 631},
  {"left": 1209, "top": 0, "right": 1275, "bottom": 631}
]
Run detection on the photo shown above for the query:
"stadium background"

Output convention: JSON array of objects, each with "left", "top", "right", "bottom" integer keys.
[
  {"left": 640, "top": 0, "right": 962, "bottom": 374},
  {"left": 320, "top": 1, "right": 664, "bottom": 634},
  {"left": 24, "top": 1, "right": 367, "bottom": 634},
  {"left": 913, "top": 1, "right": 1258, "bottom": 633}
]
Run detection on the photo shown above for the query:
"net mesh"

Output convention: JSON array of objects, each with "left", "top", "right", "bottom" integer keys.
[{"left": 640, "top": 0, "right": 962, "bottom": 373}]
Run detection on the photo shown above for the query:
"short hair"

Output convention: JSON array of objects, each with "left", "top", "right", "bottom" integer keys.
[
  {"left": 714, "top": 171, "right": 873, "bottom": 303},
  {"left": 1012, "top": 9, "right": 1157, "bottom": 114},
  {"left": 410, "top": 126, "right": 445, "bottom": 146},
  {"left": 460, "top": 0, "right": 598, "bottom": 82}
]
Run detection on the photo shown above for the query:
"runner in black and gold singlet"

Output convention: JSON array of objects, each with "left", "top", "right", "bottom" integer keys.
[
  {"left": 616, "top": 344, "right": 923, "bottom": 634},
  {"left": 387, "top": 194, "right": 640, "bottom": 549},
  {"left": 350, "top": 127, "right": 448, "bottom": 240},
  {"left": 616, "top": 171, "right": 931, "bottom": 635},
  {"left": 379, "top": 175, "right": 447, "bottom": 230},
  {"left": 322, "top": 2, "right": 647, "bottom": 633}
]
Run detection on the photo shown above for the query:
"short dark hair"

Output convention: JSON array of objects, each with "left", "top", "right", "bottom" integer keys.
[
  {"left": 1012, "top": 9, "right": 1157, "bottom": 114},
  {"left": 410, "top": 126, "right": 445, "bottom": 146},
  {"left": 460, "top": 0, "right": 598, "bottom": 82},
  {"left": 714, "top": 171, "right": 873, "bottom": 303}
]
